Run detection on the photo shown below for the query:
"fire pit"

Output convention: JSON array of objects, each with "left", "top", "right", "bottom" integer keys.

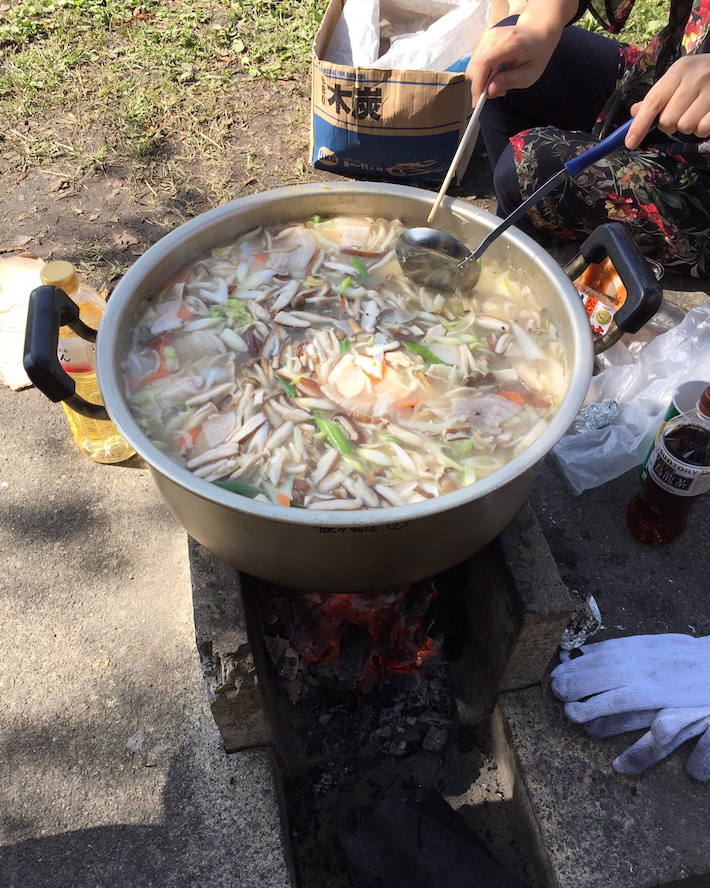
[{"left": 187, "top": 503, "right": 577, "bottom": 888}]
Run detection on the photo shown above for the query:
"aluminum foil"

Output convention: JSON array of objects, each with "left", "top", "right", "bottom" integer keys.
[
  {"left": 569, "top": 399, "right": 618, "bottom": 435},
  {"left": 559, "top": 594, "right": 603, "bottom": 651}
]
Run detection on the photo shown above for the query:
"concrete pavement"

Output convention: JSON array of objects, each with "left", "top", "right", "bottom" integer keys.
[{"left": 0, "top": 384, "right": 293, "bottom": 888}]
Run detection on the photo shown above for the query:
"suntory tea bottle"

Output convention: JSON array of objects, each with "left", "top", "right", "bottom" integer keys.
[
  {"left": 626, "top": 385, "right": 710, "bottom": 544},
  {"left": 39, "top": 261, "right": 135, "bottom": 464}
]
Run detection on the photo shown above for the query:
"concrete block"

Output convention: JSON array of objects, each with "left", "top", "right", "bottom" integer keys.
[
  {"left": 493, "top": 683, "right": 710, "bottom": 888},
  {"left": 464, "top": 503, "right": 576, "bottom": 707},
  {"left": 188, "top": 537, "right": 273, "bottom": 752}
]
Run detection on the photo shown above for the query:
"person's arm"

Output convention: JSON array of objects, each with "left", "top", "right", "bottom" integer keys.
[
  {"left": 626, "top": 54, "right": 710, "bottom": 148},
  {"left": 465, "top": 0, "right": 583, "bottom": 103}
]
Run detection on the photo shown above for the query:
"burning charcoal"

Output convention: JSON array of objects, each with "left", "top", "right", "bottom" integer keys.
[
  {"left": 315, "top": 623, "right": 374, "bottom": 689},
  {"left": 398, "top": 580, "right": 436, "bottom": 628},
  {"left": 264, "top": 635, "right": 299, "bottom": 682},
  {"left": 375, "top": 725, "right": 393, "bottom": 739},
  {"left": 419, "top": 710, "right": 452, "bottom": 727},
  {"left": 386, "top": 739, "right": 410, "bottom": 757},
  {"left": 351, "top": 589, "right": 400, "bottom": 611},
  {"left": 277, "top": 598, "right": 341, "bottom": 661},
  {"left": 379, "top": 668, "right": 423, "bottom": 696},
  {"left": 258, "top": 578, "right": 322, "bottom": 603},
  {"left": 260, "top": 601, "right": 281, "bottom": 625},
  {"left": 425, "top": 565, "right": 467, "bottom": 638},
  {"left": 319, "top": 593, "right": 359, "bottom": 622},
  {"left": 422, "top": 724, "right": 448, "bottom": 753}
]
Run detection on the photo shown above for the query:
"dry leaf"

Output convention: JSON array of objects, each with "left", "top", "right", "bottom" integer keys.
[
  {"left": 48, "top": 178, "right": 70, "bottom": 193},
  {"left": 113, "top": 231, "right": 139, "bottom": 250}
]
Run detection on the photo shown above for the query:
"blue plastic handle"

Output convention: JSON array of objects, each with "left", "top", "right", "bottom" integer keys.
[{"left": 564, "top": 118, "right": 633, "bottom": 180}]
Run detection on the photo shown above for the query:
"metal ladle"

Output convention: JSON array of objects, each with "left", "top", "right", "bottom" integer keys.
[{"left": 397, "top": 118, "right": 635, "bottom": 292}]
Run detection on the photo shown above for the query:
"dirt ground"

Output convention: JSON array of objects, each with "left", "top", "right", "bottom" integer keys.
[{"left": 0, "top": 74, "right": 496, "bottom": 294}]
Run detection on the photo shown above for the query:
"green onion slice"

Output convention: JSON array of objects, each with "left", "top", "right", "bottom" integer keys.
[
  {"left": 402, "top": 340, "right": 449, "bottom": 365},
  {"left": 277, "top": 376, "right": 297, "bottom": 398},
  {"left": 314, "top": 413, "right": 353, "bottom": 455}
]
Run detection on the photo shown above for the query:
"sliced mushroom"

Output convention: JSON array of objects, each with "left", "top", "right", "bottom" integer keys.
[
  {"left": 342, "top": 475, "right": 380, "bottom": 507},
  {"left": 227, "top": 452, "right": 268, "bottom": 481},
  {"left": 494, "top": 333, "right": 512, "bottom": 355},
  {"left": 271, "top": 400, "right": 312, "bottom": 423},
  {"left": 271, "top": 280, "right": 301, "bottom": 311},
  {"left": 265, "top": 420, "right": 295, "bottom": 451},
  {"left": 186, "top": 440, "right": 242, "bottom": 470},
  {"left": 306, "top": 497, "right": 364, "bottom": 511},
  {"left": 227, "top": 412, "right": 268, "bottom": 444},
  {"left": 274, "top": 311, "right": 311, "bottom": 328},
  {"left": 317, "top": 470, "right": 348, "bottom": 493},
  {"left": 373, "top": 484, "right": 407, "bottom": 507},
  {"left": 311, "top": 448, "right": 340, "bottom": 487},
  {"left": 185, "top": 403, "right": 218, "bottom": 430},
  {"left": 476, "top": 315, "right": 510, "bottom": 332}
]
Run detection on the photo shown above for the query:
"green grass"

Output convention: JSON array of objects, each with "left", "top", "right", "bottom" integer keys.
[
  {"left": 578, "top": 0, "right": 669, "bottom": 48},
  {"left": 0, "top": 0, "right": 328, "bottom": 165}
]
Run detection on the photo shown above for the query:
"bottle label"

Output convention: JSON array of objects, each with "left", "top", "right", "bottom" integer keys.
[
  {"left": 647, "top": 440, "right": 710, "bottom": 497},
  {"left": 58, "top": 337, "right": 95, "bottom": 374}
]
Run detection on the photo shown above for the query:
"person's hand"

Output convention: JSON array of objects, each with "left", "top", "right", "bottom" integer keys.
[
  {"left": 465, "top": 10, "right": 563, "bottom": 104},
  {"left": 626, "top": 54, "right": 710, "bottom": 149}
]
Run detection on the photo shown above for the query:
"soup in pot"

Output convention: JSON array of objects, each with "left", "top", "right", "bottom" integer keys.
[{"left": 122, "top": 215, "right": 568, "bottom": 510}]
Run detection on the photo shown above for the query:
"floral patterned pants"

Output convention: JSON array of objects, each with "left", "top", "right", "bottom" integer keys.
[{"left": 480, "top": 21, "right": 710, "bottom": 277}]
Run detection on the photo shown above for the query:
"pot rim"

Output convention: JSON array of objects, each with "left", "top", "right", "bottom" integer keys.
[{"left": 98, "top": 181, "right": 593, "bottom": 527}]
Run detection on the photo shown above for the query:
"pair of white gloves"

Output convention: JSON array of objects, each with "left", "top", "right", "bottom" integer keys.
[{"left": 551, "top": 634, "right": 710, "bottom": 780}]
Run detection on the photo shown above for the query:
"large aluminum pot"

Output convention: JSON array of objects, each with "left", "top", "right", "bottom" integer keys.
[{"left": 25, "top": 183, "right": 662, "bottom": 591}]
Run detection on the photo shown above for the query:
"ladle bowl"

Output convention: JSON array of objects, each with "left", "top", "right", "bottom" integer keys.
[
  {"left": 397, "top": 118, "right": 637, "bottom": 292},
  {"left": 395, "top": 227, "right": 482, "bottom": 292}
]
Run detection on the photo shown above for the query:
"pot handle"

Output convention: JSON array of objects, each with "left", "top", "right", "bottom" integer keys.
[
  {"left": 565, "top": 222, "right": 663, "bottom": 336},
  {"left": 23, "top": 284, "right": 110, "bottom": 420}
]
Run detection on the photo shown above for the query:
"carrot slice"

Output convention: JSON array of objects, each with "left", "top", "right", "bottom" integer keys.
[
  {"left": 396, "top": 398, "right": 420, "bottom": 409},
  {"left": 499, "top": 390, "right": 525, "bottom": 405},
  {"left": 177, "top": 426, "right": 201, "bottom": 450},
  {"left": 276, "top": 491, "right": 292, "bottom": 507}
]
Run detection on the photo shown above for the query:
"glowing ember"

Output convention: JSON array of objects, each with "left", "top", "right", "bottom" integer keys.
[{"left": 260, "top": 580, "right": 443, "bottom": 692}]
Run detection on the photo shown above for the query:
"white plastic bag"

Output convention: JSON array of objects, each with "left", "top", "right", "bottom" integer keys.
[
  {"left": 553, "top": 300, "right": 710, "bottom": 494},
  {"left": 323, "top": 0, "right": 491, "bottom": 72},
  {"left": 376, "top": 0, "right": 491, "bottom": 71},
  {"left": 324, "top": 0, "right": 381, "bottom": 66}
]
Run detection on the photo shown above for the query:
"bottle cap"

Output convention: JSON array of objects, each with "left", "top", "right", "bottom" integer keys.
[
  {"left": 698, "top": 385, "right": 710, "bottom": 419},
  {"left": 40, "top": 261, "right": 79, "bottom": 295}
]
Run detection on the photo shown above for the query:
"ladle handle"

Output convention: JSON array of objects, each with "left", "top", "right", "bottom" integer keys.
[
  {"left": 468, "top": 167, "right": 568, "bottom": 265},
  {"left": 466, "top": 118, "right": 637, "bottom": 269},
  {"left": 564, "top": 118, "right": 633, "bottom": 179}
]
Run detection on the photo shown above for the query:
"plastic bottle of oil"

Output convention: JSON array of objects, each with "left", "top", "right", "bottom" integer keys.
[{"left": 40, "top": 261, "right": 135, "bottom": 464}]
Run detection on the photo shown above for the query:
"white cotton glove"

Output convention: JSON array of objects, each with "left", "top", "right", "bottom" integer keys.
[
  {"left": 550, "top": 634, "right": 710, "bottom": 780},
  {"left": 612, "top": 708, "right": 710, "bottom": 780},
  {"left": 551, "top": 634, "right": 710, "bottom": 721}
]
